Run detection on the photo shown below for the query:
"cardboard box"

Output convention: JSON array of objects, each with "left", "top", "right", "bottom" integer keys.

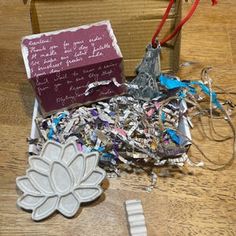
[
  {"left": 22, "top": 21, "right": 125, "bottom": 115},
  {"left": 30, "top": 0, "right": 182, "bottom": 76}
]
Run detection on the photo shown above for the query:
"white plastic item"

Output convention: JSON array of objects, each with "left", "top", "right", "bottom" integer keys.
[
  {"left": 125, "top": 199, "right": 147, "bottom": 236},
  {"left": 28, "top": 99, "right": 40, "bottom": 154},
  {"left": 16, "top": 140, "right": 106, "bottom": 221}
]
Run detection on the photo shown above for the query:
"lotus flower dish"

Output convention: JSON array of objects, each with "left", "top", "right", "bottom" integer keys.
[{"left": 16, "top": 140, "right": 106, "bottom": 221}]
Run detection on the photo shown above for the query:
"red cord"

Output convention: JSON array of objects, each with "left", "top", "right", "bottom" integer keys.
[
  {"left": 160, "top": 0, "right": 200, "bottom": 45},
  {"left": 151, "top": 0, "right": 175, "bottom": 48},
  {"left": 211, "top": 0, "right": 218, "bottom": 6},
  {"left": 151, "top": 0, "right": 218, "bottom": 48}
]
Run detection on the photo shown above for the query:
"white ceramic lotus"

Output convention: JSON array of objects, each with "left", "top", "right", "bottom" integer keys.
[{"left": 16, "top": 140, "right": 106, "bottom": 221}]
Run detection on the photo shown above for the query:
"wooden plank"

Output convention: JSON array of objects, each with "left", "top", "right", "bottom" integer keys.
[
  {"left": 0, "top": 0, "right": 235, "bottom": 235},
  {"left": 30, "top": 0, "right": 182, "bottom": 76}
]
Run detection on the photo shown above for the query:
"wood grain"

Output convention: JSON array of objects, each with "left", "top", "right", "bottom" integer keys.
[{"left": 0, "top": 0, "right": 235, "bottom": 235}]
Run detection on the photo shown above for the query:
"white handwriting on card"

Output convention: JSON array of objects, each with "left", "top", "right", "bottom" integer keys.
[
  {"left": 75, "top": 76, "right": 84, "bottom": 82},
  {"left": 88, "top": 72, "right": 99, "bottom": 80},
  {"left": 28, "top": 37, "right": 52, "bottom": 46},
  {"left": 43, "top": 58, "right": 57, "bottom": 64},
  {"left": 100, "top": 89, "right": 114, "bottom": 96},
  {"left": 88, "top": 43, "right": 111, "bottom": 59},
  {"left": 63, "top": 40, "right": 70, "bottom": 50},
  {"left": 66, "top": 57, "right": 83, "bottom": 67},
  {"left": 54, "top": 83, "right": 63, "bottom": 92},
  {"left": 72, "top": 71, "right": 79, "bottom": 77},
  {"left": 30, "top": 60, "right": 40, "bottom": 67},
  {"left": 54, "top": 72, "right": 67, "bottom": 82},
  {"left": 30, "top": 46, "right": 46, "bottom": 53},
  {"left": 89, "top": 36, "right": 102, "bottom": 43},
  {"left": 31, "top": 53, "right": 37, "bottom": 60},
  {"left": 73, "top": 41, "right": 85, "bottom": 50},
  {"left": 83, "top": 68, "right": 95, "bottom": 74},
  {"left": 37, "top": 86, "right": 50, "bottom": 96},
  {"left": 36, "top": 77, "right": 49, "bottom": 86},
  {"left": 56, "top": 93, "right": 85, "bottom": 106},
  {"left": 40, "top": 49, "right": 57, "bottom": 58},
  {"left": 27, "top": 29, "right": 115, "bottom": 77},
  {"left": 101, "top": 69, "right": 113, "bottom": 77},
  {"left": 57, "top": 95, "right": 76, "bottom": 106},
  {"left": 61, "top": 56, "right": 69, "bottom": 61},
  {"left": 104, "top": 62, "right": 117, "bottom": 69},
  {"left": 49, "top": 69, "right": 60, "bottom": 74},
  {"left": 69, "top": 81, "right": 90, "bottom": 92},
  {"left": 38, "top": 61, "right": 62, "bottom": 71}
]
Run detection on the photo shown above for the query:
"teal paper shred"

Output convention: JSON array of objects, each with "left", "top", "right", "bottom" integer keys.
[
  {"left": 92, "top": 146, "right": 105, "bottom": 152},
  {"left": 188, "top": 85, "right": 197, "bottom": 95},
  {"left": 159, "top": 74, "right": 188, "bottom": 89},
  {"left": 48, "top": 113, "right": 67, "bottom": 139},
  {"left": 177, "top": 90, "right": 186, "bottom": 99},
  {"left": 161, "top": 112, "right": 166, "bottom": 122},
  {"left": 103, "top": 153, "right": 115, "bottom": 158},
  {"left": 166, "top": 128, "right": 180, "bottom": 145},
  {"left": 190, "top": 81, "right": 222, "bottom": 109},
  {"left": 159, "top": 74, "right": 222, "bottom": 109}
]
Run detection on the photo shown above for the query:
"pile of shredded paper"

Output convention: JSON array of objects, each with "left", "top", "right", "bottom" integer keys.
[{"left": 28, "top": 45, "right": 235, "bottom": 184}]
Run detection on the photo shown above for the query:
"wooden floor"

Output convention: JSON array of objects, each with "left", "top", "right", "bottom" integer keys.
[{"left": 0, "top": 1, "right": 235, "bottom": 235}]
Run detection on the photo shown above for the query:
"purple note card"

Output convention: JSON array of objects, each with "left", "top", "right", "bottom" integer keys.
[{"left": 21, "top": 21, "right": 126, "bottom": 115}]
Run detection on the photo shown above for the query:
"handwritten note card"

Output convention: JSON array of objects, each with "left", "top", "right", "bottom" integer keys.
[{"left": 21, "top": 21, "right": 125, "bottom": 115}]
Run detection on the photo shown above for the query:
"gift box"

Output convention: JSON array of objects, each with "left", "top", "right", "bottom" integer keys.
[
  {"left": 22, "top": 21, "right": 125, "bottom": 115},
  {"left": 30, "top": 0, "right": 182, "bottom": 76}
]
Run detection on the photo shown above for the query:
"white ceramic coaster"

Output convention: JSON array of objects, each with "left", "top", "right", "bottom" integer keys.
[
  {"left": 16, "top": 140, "right": 106, "bottom": 221},
  {"left": 125, "top": 200, "right": 147, "bottom": 236}
]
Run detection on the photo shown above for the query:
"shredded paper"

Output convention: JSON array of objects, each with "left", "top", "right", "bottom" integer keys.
[{"left": 28, "top": 45, "right": 235, "bottom": 190}]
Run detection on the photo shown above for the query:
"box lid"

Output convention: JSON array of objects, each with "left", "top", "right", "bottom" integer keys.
[{"left": 22, "top": 20, "right": 122, "bottom": 79}]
